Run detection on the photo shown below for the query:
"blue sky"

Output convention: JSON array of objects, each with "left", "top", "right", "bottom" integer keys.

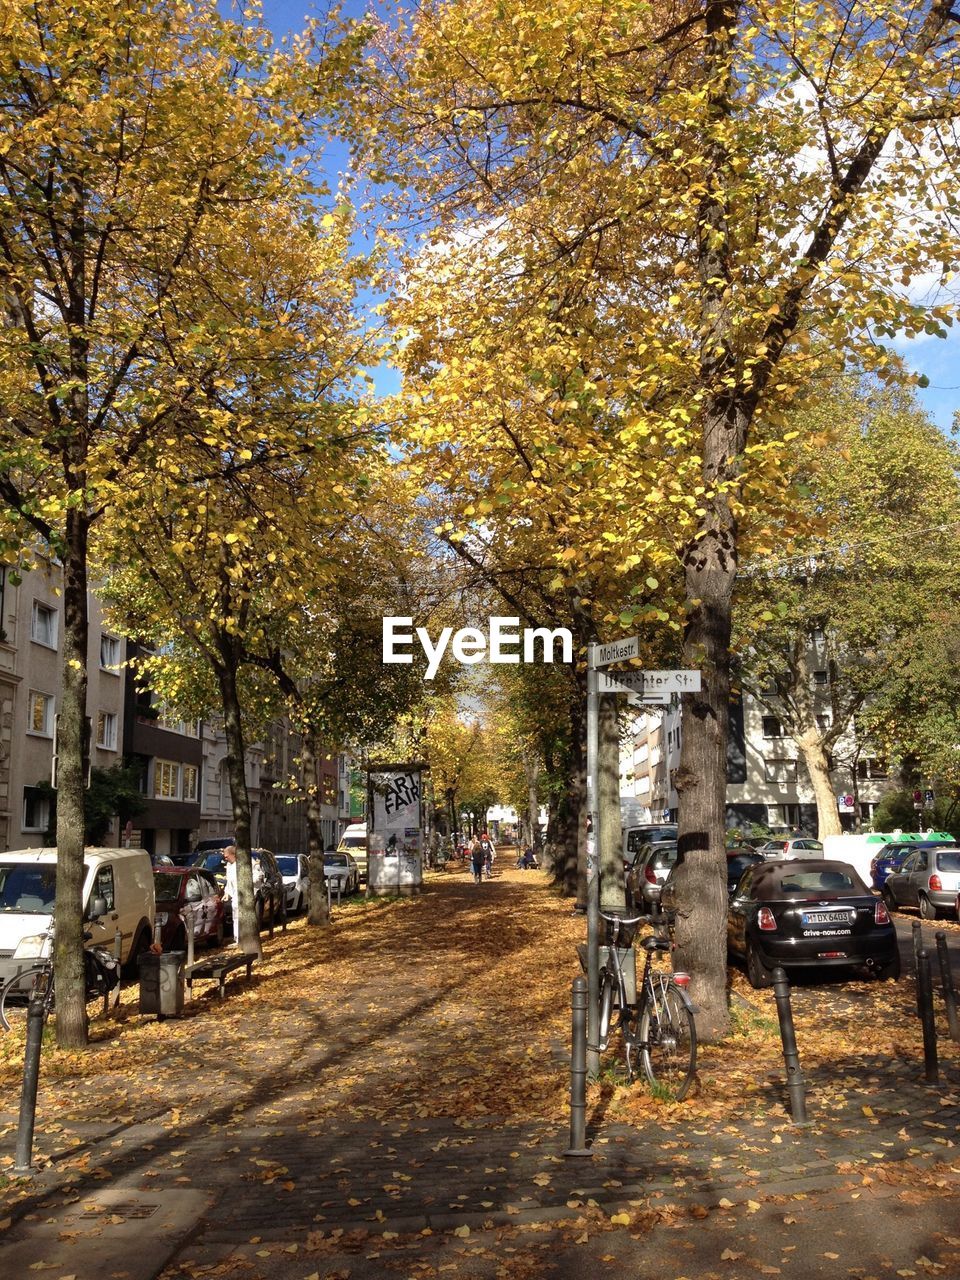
[{"left": 256, "top": 2, "right": 959, "bottom": 434}]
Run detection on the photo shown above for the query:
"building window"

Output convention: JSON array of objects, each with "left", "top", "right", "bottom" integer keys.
[
  {"left": 762, "top": 716, "right": 783, "bottom": 739},
  {"left": 816, "top": 713, "right": 831, "bottom": 732},
  {"left": 154, "top": 759, "right": 181, "bottom": 799},
  {"left": 813, "top": 670, "right": 829, "bottom": 686},
  {"left": 810, "top": 627, "right": 825, "bottom": 644},
  {"left": 27, "top": 690, "right": 54, "bottom": 737},
  {"left": 100, "top": 635, "right": 121, "bottom": 671},
  {"left": 856, "top": 758, "right": 888, "bottom": 780},
  {"left": 764, "top": 758, "right": 799, "bottom": 784},
  {"left": 182, "top": 764, "right": 199, "bottom": 803},
  {"left": 96, "top": 710, "right": 118, "bottom": 751},
  {"left": 31, "top": 601, "right": 58, "bottom": 648},
  {"left": 155, "top": 707, "right": 200, "bottom": 737},
  {"left": 22, "top": 786, "right": 51, "bottom": 833}
]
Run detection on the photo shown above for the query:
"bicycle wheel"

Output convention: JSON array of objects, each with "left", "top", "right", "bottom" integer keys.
[
  {"left": 637, "top": 980, "right": 697, "bottom": 1101},
  {"left": 598, "top": 968, "right": 618, "bottom": 1052},
  {"left": 0, "top": 966, "right": 53, "bottom": 1032}
]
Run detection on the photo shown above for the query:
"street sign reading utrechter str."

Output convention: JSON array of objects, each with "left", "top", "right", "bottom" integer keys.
[
  {"left": 590, "top": 636, "right": 640, "bottom": 667},
  {"left": 598, "top": 669, "right": 702, "bottom": 696}
]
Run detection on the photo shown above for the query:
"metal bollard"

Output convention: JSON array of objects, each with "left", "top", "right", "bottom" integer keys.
[
  {"left": 14, "top": 993, "right": 46, "bottom": 1175},
  {"left": 912, "top": 921, "right": 924, "bottom": 1017},
  {"left": 771, "top": 967, "right": 809, "bottom": 1125},
  {"left": 935, "top": 932, "right": 959, "bottom": 1044},
  {"left": 564, "top": 976, "right": 592, "bottom": 1157},
  {"left": 917, "top": 948, "right": 940, "bottom": 1085}
]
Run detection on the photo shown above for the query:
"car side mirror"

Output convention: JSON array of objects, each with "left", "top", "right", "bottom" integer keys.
[{"left": 88, "top": 896, "right": 108, "bottom": 920}]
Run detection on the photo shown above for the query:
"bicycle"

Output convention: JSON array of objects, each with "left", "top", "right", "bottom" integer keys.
[
  {"left": 594, "top": 908, "right": 697, "bottom": 1100},
  {"left": 0, "top": 925, "right": 120, "bottom": 1032}
]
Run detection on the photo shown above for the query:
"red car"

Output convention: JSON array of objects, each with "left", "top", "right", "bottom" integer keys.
[{"left": 153, "top": 867, "right": 226, "bottom": 952}]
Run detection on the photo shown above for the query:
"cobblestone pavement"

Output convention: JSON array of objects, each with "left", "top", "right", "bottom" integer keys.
[{"left": 0, "top": 870, "right": 958, "bottom": 1279}]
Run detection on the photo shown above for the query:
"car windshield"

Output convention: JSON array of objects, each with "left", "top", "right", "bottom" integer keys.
[
  {"left": 0, "top": 862, "right": 58, "bottom": 913},
  {"left": 774, "top": 869, "right": 860, "bottom": 896},
  {"left": 651, "top": 847, "right": 678, "bottom": 869},
  {"left": 324, "top": 853, "right": 347, "bottom": 867},
  {"left": 275, "top": 856, "right": 300, "bottom": 874},
  {"left": 935, "top": 850, "right": 960, "bottom": 871},
  {"left": 200, "top": 853, "right": 225, "bottom": 873},
  {"left": 152, "top": 871, "right": 183, "bottom": 903},
  {"left": 339, "top": 836, "right": 364, "bottom": 849}
]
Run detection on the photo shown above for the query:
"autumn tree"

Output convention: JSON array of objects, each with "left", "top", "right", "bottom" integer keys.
[
  {"left": 736, "top": 384, "right": 960, "bottom": 837},
  {"left": 0, "top": 0, "right": 367, "bottom": 1044},
  {"left": 357, "top": 0, "right": 960, "bottom": 1037}
]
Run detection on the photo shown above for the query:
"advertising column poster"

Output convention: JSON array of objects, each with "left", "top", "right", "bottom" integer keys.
[{"left": 366, "top": 765, "right": 424, "bottom": 896}]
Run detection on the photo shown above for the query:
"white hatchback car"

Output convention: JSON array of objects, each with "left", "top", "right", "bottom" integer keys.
[
  {"left": 275, "top": 853, "right": 310, "bottom": 912},
  {"left": 758, "top": 837, "right": 824, "bottom": 860}
]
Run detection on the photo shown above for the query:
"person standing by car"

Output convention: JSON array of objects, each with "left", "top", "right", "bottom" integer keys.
[
  {"left": 470, "top": 836, "right": 484, "bottom": 884},
  {"left": 223, "top": 845, "right": 239, "bottom": 943}
]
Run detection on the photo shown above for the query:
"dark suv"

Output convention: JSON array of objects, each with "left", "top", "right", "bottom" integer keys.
[{"left": 190, "top": 846, "right": 286, "bottom": 930}]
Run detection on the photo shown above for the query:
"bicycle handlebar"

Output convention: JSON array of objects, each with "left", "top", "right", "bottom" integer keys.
[{"left": 598, "top": 909, "right": 671, "bottom": 927}]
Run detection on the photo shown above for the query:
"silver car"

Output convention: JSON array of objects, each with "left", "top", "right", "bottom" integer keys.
[
  {"left": 626, "top": 841, "right": 679, "bottom": 908},
  {"left": 882, "top": 845, "right": 960, "bottom": 920},
  {"left": 758, "top": 837, "right": 824, "bottom": 860}
]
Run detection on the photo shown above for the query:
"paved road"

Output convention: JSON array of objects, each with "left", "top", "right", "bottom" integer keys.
[{"left": 0, "top": 870, "right": 957, "bottom": 1280}]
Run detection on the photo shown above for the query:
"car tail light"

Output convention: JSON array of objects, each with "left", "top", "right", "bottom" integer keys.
[
  {"left": 672, "top": 972, "right": 690, "bottom": 987},
  {"left": 929, "top": 874, "right": 943, "bottom": 893},
  {"left": 645, "top": 863, "right": 657, "bottom": 884},
  {"left": 757, "top": 906, "right": 777, "bottom": 931},
  {"left": 875, "top": 900, "right": 890, "bottom": 925}
]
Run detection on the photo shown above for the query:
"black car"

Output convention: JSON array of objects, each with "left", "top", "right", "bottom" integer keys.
[
  {"left": 191, "top": 846, "right": 286, "bottom": 931},
  {"left": 728, "top": 858, "right": 901, "bottom": 989}
]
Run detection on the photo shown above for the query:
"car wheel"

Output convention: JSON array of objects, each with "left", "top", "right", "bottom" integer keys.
[
  {"left": 881, "top": 886, "right": 898, "bottom": 913},
  {"left": 255, "top": 897, "right": 264, "bottom": 931},
  {"left": 919, "top": 893, "right": 939, "bottom": 921},
  {"left": 123, "top": 925, "right": 152, "bottom": 978},
  {"left": 875, "top": 949, "right": 901, "bottom": 982},
  {"left": 746, "top": 942, "right": 774, "bottom": 990}
]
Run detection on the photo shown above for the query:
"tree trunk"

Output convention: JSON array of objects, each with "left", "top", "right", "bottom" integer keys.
[
  {"left": 525, "top": 752, "right": 540, "bottom": 849},
  {"left": 561, "top": 691, "right": 586, "bottom": 900},
  {"left": 215, "top": 647, "right": 261, "bottom": 958},
  {"left": 54, "top": 510, "right": 91, "bottom": 1049},
  {"left": 300, "top": 725, "right": 330, "bottom": 926},
  {"left": 599, "top": 692, "right": 625, "bottom": 912},
  {"left": 796, "top": 729, "right": 842, "bottom": 838}
]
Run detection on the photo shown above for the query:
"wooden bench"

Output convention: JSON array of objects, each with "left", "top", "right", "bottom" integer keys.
[{"left": 184, "top": 952, "right": 255, "bottom": 1000}]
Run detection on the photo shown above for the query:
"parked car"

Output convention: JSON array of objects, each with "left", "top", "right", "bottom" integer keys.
[
  {"left": 323, "top": 851, "right": 360, "bottom": 896},
  {"left": 275, "top": 854, "right": 310, "bottom": 913},
  {"left": 0, "top": 847, "right": 155, "bottom": 983},
  {"left": 881, "top": 846, "right": 960, "bottom": 920},
  {"left": 757, "top": 837, "right": 824, "bottom": 860},
  {"left": 660, "top": 847, "right": 765, "bottom": 910},
  {"left": 153, "top": 867, "right": 226, "bottom": 950},
  {"left": 337, "top": 823, "right": 367, "bottom": 883},
  {"left": 870, "top": 839, "right": 957, "bottom": 890},
  {"left": 728, "top": 858, "right": 901, "bottom": 988},
  {"left": 626, "top": 840, "right": 679, "bottom": 908},
  {"left": 191, "top": 846, "right": 286, "bottom": 930},
  {"left": 622, "top": 824, "right": 678, "bottom": 869}
]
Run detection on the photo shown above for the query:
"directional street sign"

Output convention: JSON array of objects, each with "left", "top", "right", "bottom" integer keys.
[
  {"left": 598, "top": 669, "right": 702, "bottom": 697},
  {"left": 590, "top": 636, "right": 640, "bottom": 668}
]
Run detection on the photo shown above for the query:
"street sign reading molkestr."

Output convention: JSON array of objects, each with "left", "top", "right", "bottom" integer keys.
[
  {"left": 590, "top": 636, "right": 640, "bottom": 667},
  {"left": 599, "top": 669, "right": 702, "bottom": 696}
]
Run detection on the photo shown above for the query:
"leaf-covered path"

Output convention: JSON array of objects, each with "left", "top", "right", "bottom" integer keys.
[{"left": 1, "top": 866, "right": 959, "bottom": 1278}]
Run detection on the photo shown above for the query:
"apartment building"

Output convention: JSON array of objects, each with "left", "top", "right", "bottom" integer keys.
[
  {"left": 621, "top": 687, "right": 887, "bottom": 836},
  {"left": 0, "top": 563, "right": 127, "bottom": 849}
]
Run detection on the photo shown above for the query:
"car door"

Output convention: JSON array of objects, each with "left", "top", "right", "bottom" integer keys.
[
  {"left": 890, "top": 852, "right": 920, "bottom": 905},
  {"left": 907, "top": 851, "right": 931, "bottom": 906}
]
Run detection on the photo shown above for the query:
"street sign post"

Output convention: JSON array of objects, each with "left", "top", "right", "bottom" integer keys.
[{"left": 582, "top": 642, "right": 701, "bottom": 1078}]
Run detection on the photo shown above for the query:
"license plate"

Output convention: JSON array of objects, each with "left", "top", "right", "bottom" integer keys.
[{"left": 801, "top": 910, "right": 852, "bottom": 926}]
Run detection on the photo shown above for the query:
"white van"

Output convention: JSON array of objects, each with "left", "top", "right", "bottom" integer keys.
[
  {"left": 0, "top": 847, "right": 155, "bottom": 985},
  {"left": 336, "top": 823, "right": 367, "bottom": 883},
  {"left": 820, "top": 831, "right": 954, "bottom": 886}
]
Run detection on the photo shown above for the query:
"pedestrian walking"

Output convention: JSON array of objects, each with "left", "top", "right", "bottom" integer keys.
[
  {"left": 480, "top": 830, "right": 496, "bottom": 879},
  {"left": 470, "top": 836, "right": 484, "bottom": 884}
]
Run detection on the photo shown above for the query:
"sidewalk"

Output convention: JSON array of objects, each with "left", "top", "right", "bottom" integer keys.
[{"left": 1, "top": 867, "right": 958, "bottom": 1279}]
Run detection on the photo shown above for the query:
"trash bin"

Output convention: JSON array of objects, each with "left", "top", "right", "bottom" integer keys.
[{"left": 138, "top": 950, "right": 185, "bottom": 1019}]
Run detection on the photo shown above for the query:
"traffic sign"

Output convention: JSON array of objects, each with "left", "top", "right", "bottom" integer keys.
[
  {"left": 598, "top": 672, "right": 670, "bottom": 703},
  {"left": 598, "top": 669, "right": 702, "bottom": 696},
  {"left": 590, "top": 636, "right": 640, "bottom": 668}
]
